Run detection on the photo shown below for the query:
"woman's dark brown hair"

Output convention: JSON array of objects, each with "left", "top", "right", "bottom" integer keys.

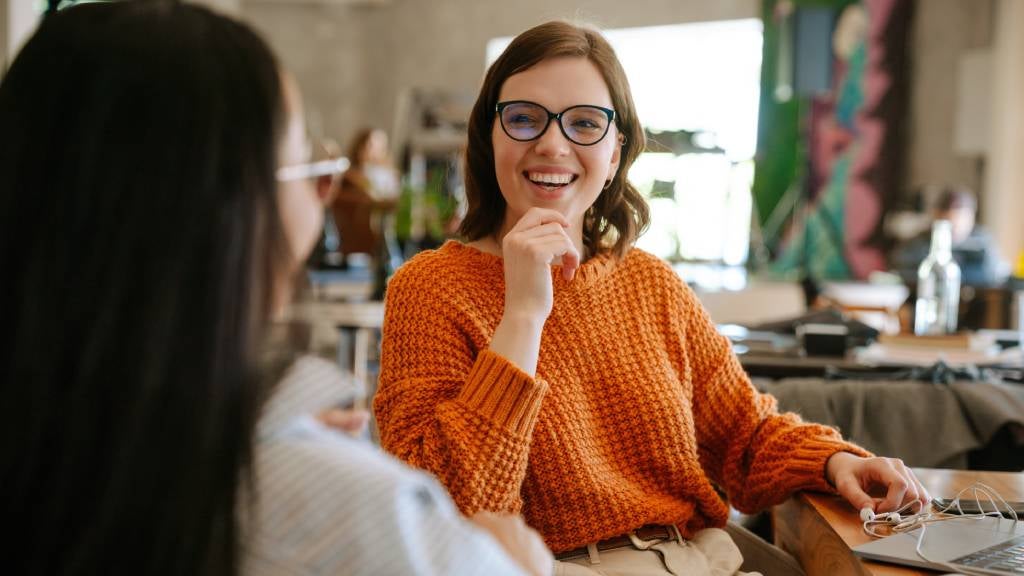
[
  {"left": 345, "top": 127, "right": 377, "bottom": 169},
  {"left": 934, "top": 185, "right": 976, "bottom": 213},
  {"left": 459, "top": 20, "right": 649, "bottom": 258}
]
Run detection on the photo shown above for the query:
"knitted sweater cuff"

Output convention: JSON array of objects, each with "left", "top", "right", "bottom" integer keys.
[
  {"left": 781, "top": 436, "right": 874, "bottom": 494},
  {"left": 458, "top": 349, "right": 548, "bottom": 437}
]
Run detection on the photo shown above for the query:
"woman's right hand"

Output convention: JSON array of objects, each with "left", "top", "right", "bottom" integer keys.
[
  {"left": 499, "top": 207, "right": 580, "bottom": 320},
  {"left": 487, "top": 208, "right": 580, "bottom": 376}
]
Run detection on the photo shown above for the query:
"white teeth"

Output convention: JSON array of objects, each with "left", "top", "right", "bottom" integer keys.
[{"left": 527, "top": 172, "right": 574, "bottom": 185}]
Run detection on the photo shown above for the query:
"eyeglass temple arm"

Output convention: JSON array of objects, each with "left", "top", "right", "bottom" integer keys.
[{"left": 276, "top": 157, "right": 351, "bottom": 182}]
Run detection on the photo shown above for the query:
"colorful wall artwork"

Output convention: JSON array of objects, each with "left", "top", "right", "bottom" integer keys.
[{"left": 753, "top": 0, "right": 912, "bottom": 280}]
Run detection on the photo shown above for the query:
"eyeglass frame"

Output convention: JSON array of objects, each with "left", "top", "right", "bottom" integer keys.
[
  {"left": 275, "top": 157, "right": 350, "bottom": 182},
  {"left": 495, "top": 100, "right": 617, "bottom": 147}
]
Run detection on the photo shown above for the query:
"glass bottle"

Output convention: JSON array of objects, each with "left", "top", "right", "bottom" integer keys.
[{"left": 914, "top": 220, "right": 961, "bottom": 335}]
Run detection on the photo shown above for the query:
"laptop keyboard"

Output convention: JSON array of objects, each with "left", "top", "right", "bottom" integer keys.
[{"left": 954, "top": 536, "right": 1024, "bottom": 573}]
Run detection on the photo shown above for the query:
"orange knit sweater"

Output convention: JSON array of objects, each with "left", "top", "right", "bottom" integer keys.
[{"left": 375, "top": 241, "right": 870, "bottom": 553}]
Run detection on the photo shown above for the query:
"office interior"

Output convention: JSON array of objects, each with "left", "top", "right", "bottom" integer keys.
[{"left": 3, "top": 0, "right": 1023, "bottom": 573}]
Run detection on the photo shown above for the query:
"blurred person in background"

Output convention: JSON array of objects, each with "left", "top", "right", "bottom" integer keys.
[
  {"left": 892, "top": 185, "right": 1008, "bottom": 287},
  {"left": 306, "top": 137, "right": 348, "bottom": 269},
  {"left": 0, "top": 3, "right": 549, "bottom": 575},
  {"left": 330, "top": 127, "right": 401, "bottom": 262}
]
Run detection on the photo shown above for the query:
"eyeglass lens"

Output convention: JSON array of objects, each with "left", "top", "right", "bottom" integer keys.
[{"left": 499, "top": 102, "right": 611, "bottom": 145}]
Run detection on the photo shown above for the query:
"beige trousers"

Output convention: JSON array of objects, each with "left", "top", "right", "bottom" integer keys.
[
  {"left": 554, "top": 528, "right": 758, "bottom": 576},
  {"left": 554, "top": 523, "right": 805, "bottom": 576}
]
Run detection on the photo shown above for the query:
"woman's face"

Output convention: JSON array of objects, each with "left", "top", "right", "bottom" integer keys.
[
  {"left": 364, "top": 130, "right": 389, "bottom": 164},
  {"left": 276, "top": 75, "right": 324, "bottom": 269},
  {"left": 492, "top": 56, "right": 622, "bottom": 233}
]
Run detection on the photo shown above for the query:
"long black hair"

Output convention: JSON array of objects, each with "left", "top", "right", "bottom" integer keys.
[{"left": 0, "top": 2, "right": 288, "bottom": 574}]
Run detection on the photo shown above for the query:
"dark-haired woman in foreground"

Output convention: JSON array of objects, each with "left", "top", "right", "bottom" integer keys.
[{"left": 0, "top": 3, "right": 548, "bottom": 575}]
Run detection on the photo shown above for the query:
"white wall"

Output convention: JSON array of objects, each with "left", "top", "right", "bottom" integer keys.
[
  {"left": 0, "top": 0, "right": 7, "bottom": 70},
  {"left": 198, "top": 0, "right": 241, "bottom": 15},
  {"left": 7, "top": 0, "right": 37, "bottom": 65},
  {"left": 906, "top": 0, "right": 1022, "bottom": 263},
  {"left": 984, "top": 0, "right": 1024, "bottom": 263},
  {"left": 243, "top": 0, "right": 759, "bottom": 150},
  {"left": 906, "top": 0, "right": 993, "bottom": 196},
  {"left": 244, "top": 2, "right": 364, "bottom": 144}
]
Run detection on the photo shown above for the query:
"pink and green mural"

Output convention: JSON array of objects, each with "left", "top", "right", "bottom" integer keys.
[{"left": 753, "top": 0, "right": 912, "bottom": 280}]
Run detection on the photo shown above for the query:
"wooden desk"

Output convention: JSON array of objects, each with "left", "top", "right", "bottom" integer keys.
[
  {"left": 773, "top": 468, "right": 1024, "bottom": 575},
  {"left": 740, "top": 352, "right": 869, "bottom": 378}
]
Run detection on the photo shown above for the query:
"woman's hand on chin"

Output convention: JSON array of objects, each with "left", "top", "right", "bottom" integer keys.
[
  {"left": 500, "top": 207, "right": 579, "bottom": 318},
  {"left": 487, "top": 207, "right": 579, "bottom": 376}
]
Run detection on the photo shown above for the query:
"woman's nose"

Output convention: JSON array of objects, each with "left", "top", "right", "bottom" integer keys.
[{"left": 533, "top": 119, "right": 572, "bottom": 157}]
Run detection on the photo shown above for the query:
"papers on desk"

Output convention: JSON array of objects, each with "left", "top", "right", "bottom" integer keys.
[
  {"left": 856, "top": 332, "right": 1024, "bottom": 367},
  {"left": 717, "top": 324, "right": 799, "bottom": 356}
]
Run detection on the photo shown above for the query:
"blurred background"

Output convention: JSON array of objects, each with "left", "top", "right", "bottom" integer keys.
[
  {"left": 5, "top": 0, "right": 1024, "bottom": 474},
  {"left": 4, "top": 0, "right": 1023, "bottom": 331}
]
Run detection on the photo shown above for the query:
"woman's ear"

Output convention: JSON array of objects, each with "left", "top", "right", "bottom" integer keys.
[{"left": 608, "top": 132, "right": 625, "bottom": 179}]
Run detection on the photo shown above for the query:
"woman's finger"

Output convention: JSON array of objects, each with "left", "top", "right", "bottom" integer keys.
[
  {"left": 509, "top": 207, "right": 570, "bottom": 232},
  {"left": 507, "top": 221, "right": 570, "bottom": 242},
  {"left": 319, "top": 408, "right": 370, "bottom": 437},
  {"left": 903, "top": 467, "right": 931, "bottom": 508},
  {"left": 893, "top": 459, "right": 929, "bottom": 511},
  {"left": 876, "top": 460, "right": 910, "bottom": 512},
  {"left": 535, "top": 238, "right": 580, "bottom": 279},
  {"left": 885, "top": 459, "right": 918, "bottom": 509},
  {"left": 560, "top": 246, "right": 580, "bottom": 280},
  {"left": 835, "top": 472, "right": 876, "bottom": 512},
  {"left": 515, "top": 236, "right": 576, "bottom": 267}
]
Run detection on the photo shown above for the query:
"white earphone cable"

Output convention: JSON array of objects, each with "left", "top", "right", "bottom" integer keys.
[{"left": 861, "top": 482, "right": 1020, "bottom": 575}]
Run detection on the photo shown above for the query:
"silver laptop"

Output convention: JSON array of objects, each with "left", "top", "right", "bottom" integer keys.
[{"left": 853, "top": 516, "right": 1024, "bottom": 574}]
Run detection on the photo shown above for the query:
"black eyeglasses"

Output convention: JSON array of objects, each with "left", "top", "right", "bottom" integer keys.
[{"left": 495, "top": 100, "right": 616, "bottom": 146}]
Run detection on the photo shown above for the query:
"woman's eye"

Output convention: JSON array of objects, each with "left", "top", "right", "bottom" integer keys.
[
  {"left": 509, "top": 114, "right": 537, "bottom": 126},
  {"left": 571, "top": 119, "right": 600, "bottom": 131}
]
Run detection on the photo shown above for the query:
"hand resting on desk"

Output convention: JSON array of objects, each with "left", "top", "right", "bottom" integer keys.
[{"left": 826, "top": 452, "right": 932, "bottom": 514}]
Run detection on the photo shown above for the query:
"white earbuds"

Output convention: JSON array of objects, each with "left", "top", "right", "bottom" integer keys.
[
  {"left": 860, "top": 507, "right": 901, "bottom": 523},
  {"left": 895, "top": 519, "right": 917, "bottom": 531}
]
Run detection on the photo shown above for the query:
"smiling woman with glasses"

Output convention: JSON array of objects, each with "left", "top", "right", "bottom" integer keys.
[{"left": 376, "top": 19, "right": 932, "bottom": 576}]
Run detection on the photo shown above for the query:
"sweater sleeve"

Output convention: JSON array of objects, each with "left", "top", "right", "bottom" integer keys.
[
  {"left": 681, "top": 286, "right": 872, "bottom": 513},
  {"left": 374, "top": 268, "right": 548, "bottom": 515}
]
